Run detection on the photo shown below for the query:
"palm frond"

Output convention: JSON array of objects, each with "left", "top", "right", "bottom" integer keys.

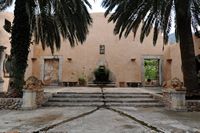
[
  {"left": 34, "top": 14, "right": 61, "bottom": 54},
  {"left": 191, "top": 0, "right": 200, "bottom": 37},
  {"left": 102, "top": 0, "right": 178, "bottom": 45},
  {"left": 0, "top": 0, "right": 13, "bottom": 11},
  {"left": 32, "top": 0, "right": 92, "bottom": 54},
  {"left": 162, "top": 0, "right": 173, "bottom": 44}
]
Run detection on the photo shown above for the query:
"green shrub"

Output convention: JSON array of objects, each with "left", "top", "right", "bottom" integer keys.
[{"left": 94, "top": 66, "right": 110, "bottom": 83}]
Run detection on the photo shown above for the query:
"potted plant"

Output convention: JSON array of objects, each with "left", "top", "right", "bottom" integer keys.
[
  {"left": 78, "top": 76, "right": 86, "bottom": 86},
  {"left": 94, "top": 66, "right": 110, "bottom": 83}
]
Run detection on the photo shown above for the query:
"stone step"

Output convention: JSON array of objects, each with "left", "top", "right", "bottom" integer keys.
[
  {"left": 104, "top": 92, "right": 150, "bottom": 95},
  {"left": 87, "top": 83, "right": 116, "bottom": 87},
  {"left": 44, "top": 92, "right": 164, "bottom": 107},
  {"left": 57, "top": 92, "right": 102, "bottom": 94},
  {"left": 105, "top": 102, "right": 164, "bottom": 107},
  {"left": 49, "top": 98, "right": 103, "bottom": 102},
  {"left": 44, "top": 102, "right": 163, "bottom": 107},
  {"left": 104, "top": 98, "right": 157, "bottom": 103},
  {"left": 88, "top": 81, "right": 116, "bottom": 83},
  {"left": 54, "top": 92, "right": 151, "bottom": 96},
  {"left": 48, "top": 97, "right": 157, "bottom": 103},
  {"left": 104, "top": 95, "right": 152, "bottom": 98},
  {"left": 44, "top": 102, "right": 104, "bottom": 107},
  {"left": 57, "top": 92, "right": 150, "bottom": 95},
  {"left": 52, "top": 94, "right": 152, "bottom": 98},
  {"left": 53, "top": 94, "right": 102, "bottom": 98}
]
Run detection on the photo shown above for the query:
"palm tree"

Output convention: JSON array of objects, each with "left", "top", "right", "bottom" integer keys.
[
  {"left": 102, "top": 0, "right": 200, "bottom": 98},
  {"left": 0, "top": 0, "right": 13, "bottom": 11},
  {"left": 9, "top": 0, "right": 92, "bottom": 96}
]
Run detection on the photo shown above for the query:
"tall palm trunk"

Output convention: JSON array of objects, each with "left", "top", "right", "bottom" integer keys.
[
  {"left": 10, "top": 0, "right": 31, "bottom": 96},
  {"left": 176, "top": 0, "right": 199, "bottom": 98}
]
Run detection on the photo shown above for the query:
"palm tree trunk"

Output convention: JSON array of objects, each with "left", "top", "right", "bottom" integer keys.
[
  {"left": 10, "top": 0, "right": 31, "bottom": 96},
  {"left": 176, "top": 0, "right": 199, "bottom": 98}
]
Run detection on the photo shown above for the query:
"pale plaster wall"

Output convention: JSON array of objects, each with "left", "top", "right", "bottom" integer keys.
[
  {"left": 163, "top": 45, "right": 172, "bottom": 82},
  {"left": 0, "top": 12, "right": 12, "bottom": 92},
  {"left": 1, "top": 12, "right": 199, "bottom": 89},
  {"left": 169, "top": 44, "right": 183, "bottom": 81},
  {"left": 0, "top": 12, "right": 32, "bottom": 92},
  {"left": 163, "top": 35, "right": 200, "bottom": 83},
  {"left": 31, "top": 13, "right": 164, "bottom": 86}
]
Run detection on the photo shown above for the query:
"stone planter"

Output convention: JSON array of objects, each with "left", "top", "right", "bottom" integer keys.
[
  {"left": 22, "top": 89, "right": 37, "bottom": 110},
  {"left": 22, "top": 76, "right": 44, "bottom": 109},
  {"left": 163, "top": 89, "right": 187, "bottom": 111},
  {"left": 22, "top": 89, "right": 45, "bottom": 109},
  {"left": 36, "top": 89, "right": 45, "bottom": 107}
]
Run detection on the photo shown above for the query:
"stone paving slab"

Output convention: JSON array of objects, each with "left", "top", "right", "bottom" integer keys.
[
  {"left": 0, "top": 107, "right": 96, "bottom": 132},
  {"left": 44, "top": 87, "right": 102, "bottom": 93},
  {"left": 48, "top": 108, "right": 152, "bottom": 133},
  {"left": 103, "top": 87, "right": 162, "bottom": 94},
  {"left": 44, "top": 86, "right": 162, "bottom": 94},
  {"left": 113, "top": 106, "right": 200, "bottom": 133},
  {"left": 1, "top": 87, "right": 199, "bottom": 133}
]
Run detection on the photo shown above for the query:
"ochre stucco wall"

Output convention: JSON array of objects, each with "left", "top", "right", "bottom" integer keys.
[
  {"left": 163, "top": 35, "right": 200, "bottom": 83},
  {"left": 1, "top": 12, "right": 200, "bottom": 90},
  {"left": 0, "top": 12, "right": 12, "bottom": 92},
  {"left": 31, "top": 13, "right": 164, "bottom": 86}
]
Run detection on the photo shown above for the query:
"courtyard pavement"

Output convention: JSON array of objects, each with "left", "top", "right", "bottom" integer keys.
[{"left": 0, "top": 87, "right": 200, "bottom": 133}]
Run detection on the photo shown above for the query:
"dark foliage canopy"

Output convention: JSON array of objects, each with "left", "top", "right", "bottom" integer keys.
[
  {"left": 102, "top": 0, "right": 200, "bottom": 46},
  {"left": 8, "top": 0, "right": 92, "bottom": 93},
  {"left": 28, "top": 0, "right": 92, "bottom": 53},
  {"left": 0, "top": 0, "right": 13, "bottom": 11}
]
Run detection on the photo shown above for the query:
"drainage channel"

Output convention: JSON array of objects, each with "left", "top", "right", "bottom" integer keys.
[
  {"left": 106, "top": 107, "right": 164, "bottom": 133},
  {"left": 34, "top": 87, "right": 105, "bottom": 132},
  {"left": 100, "top": 86, "right": 163, "bottom": 132},
  {"left": 35, "top": 87, "right": 163, "bottom": 132},
  {"left": 100, "top": 86, "right": 106, "bottom": 107},
  {"left": 100, "top": 87, "right": 163, "bottom": 132},
  {"left": 34, "top": 107, "right": 100, "bottom": 132}
]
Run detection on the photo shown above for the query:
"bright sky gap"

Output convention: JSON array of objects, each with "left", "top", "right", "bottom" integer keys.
[{"left": 5, "top": 0, "right": 106, "bottom": 13}]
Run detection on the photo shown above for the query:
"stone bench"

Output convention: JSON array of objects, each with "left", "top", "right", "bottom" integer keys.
[{"left": 62, "top": 82, "right": 78, "bottom": 87}]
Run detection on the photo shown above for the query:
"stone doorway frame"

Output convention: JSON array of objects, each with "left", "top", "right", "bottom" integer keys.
[
  {"left": 40, "top": 55, "right": 63, "bottom": 84},
  {"left": 141, "top": 55, "right": 163, "bottom": 86}
]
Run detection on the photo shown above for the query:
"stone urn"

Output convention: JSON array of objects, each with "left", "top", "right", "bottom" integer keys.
[
  {"left": 162, "top": 77, "right": 187, "bottom": 111},
  {"left": 171, "top": 77, "right": 186, "bottom": 91}
]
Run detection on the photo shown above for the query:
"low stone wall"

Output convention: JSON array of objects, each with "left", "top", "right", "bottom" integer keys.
[
  {"left": 162, "top": 90, "right": 173, "bottom": 109},
  {"left": 36, "top": 90, "right": 44, "bottom": 107},
  {"left": 43, "top": 92, "right": 52, "bottom": 103},
  {"left": 186, "top": 100, "right": 200, "bottom": 112},
  {"left": 36, "top": 91, "right": 52, "bottom": 107},
  {"left": 150, "top": 93, "right": 164, "bottom": 103},
  {"left": 151, "top": 90, "right": 200, "bottom": 112},
  {"left": 0, "top": 98, "right": 22, "bottom": 110}
]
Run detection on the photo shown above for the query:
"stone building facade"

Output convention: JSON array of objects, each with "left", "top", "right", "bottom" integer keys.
[
  {"left": 1, "top": 12, "right": 200, "bottom": 91},
  {"left": 0, "top": 12, "right": 12, "bottom": 92}
]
